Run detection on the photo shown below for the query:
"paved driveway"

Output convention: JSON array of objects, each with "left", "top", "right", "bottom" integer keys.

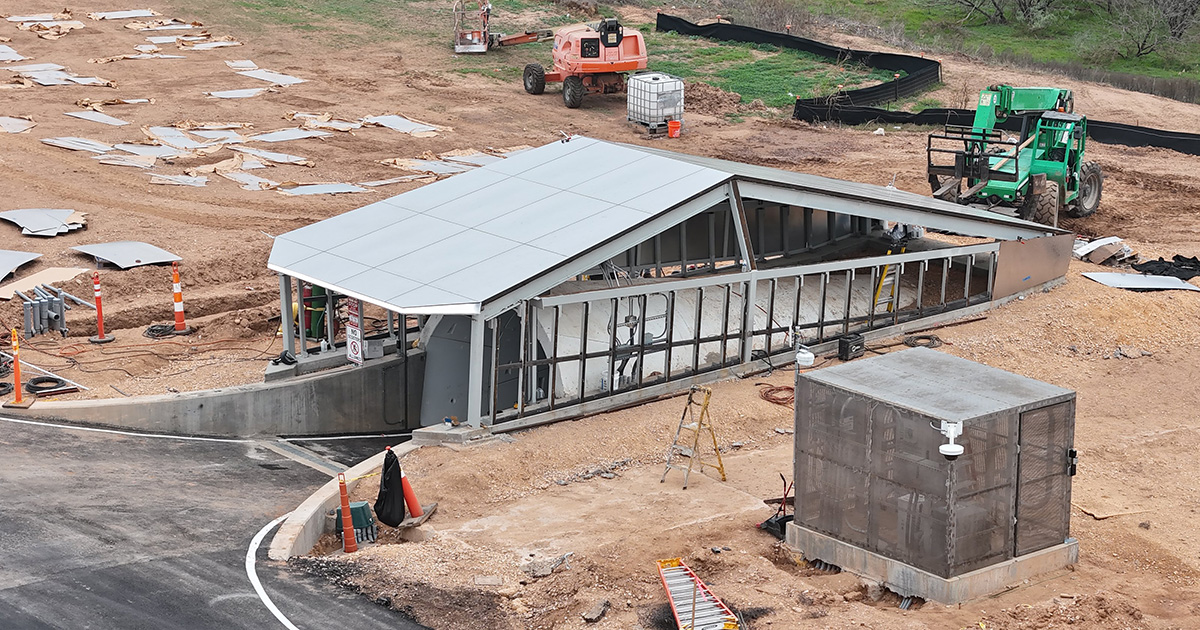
[{"left": 0, "top": 418, "right": 426, "bottom": 630}]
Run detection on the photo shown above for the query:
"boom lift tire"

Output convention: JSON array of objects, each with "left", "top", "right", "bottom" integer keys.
[
  {"left": 562, "top": 75, "right": 585, "bottom": 108},
  {"left": 931, "top": 175, "right": 960, "bottom": 202},
  {"left": 1068, "top": 161, "right": 1102, "bottom": 218},
  {"left": 1023, "top": 180, "right": 1060, "bottom": 226},
  {"left": 523, "top": 63, "right": 546, "bottom": 95}
]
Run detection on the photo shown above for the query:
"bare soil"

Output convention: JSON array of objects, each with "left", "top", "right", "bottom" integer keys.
[{"left": 5, "top": 3, "right": 1200, "bottom": 629}]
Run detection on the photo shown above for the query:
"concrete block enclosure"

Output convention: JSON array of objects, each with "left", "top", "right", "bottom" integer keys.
[{"left": 789, "top": 347, "right": 1078, "bottom": 601}]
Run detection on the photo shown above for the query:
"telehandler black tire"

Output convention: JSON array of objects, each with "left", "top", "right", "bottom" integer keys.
[
  {"left": 563, "top": 75, "right": 584, "bottom": 108},
  {"left": 523, "top": 63, "right": 546, "bottom": 95},
  {"left": 1023, "top": 180, "right": 1060, "bottom": 226},
  {"left": 1067, "top": 161, "right": 1102, "bottom": 218}
]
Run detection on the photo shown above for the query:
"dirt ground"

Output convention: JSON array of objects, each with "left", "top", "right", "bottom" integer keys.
[{"left": 4, "top": 2, "right": 1200, "bottom": 628}]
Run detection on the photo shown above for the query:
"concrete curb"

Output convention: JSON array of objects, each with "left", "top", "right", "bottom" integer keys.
[{"left": 268, "top": 441, "right": 423, "bottom": 561}]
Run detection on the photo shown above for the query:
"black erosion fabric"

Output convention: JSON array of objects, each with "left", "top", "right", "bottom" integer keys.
[
  {"left": 656, "top": 14, "right": 1200, "bottom": 157},
  {"left": 374, "top": 449, "right": 406, "bottom": 527},
  {"left": 656, "top": 14, "right": 942, "bottom": 108},
  {"left": 1131, "top": 255, "right": 1200, "bottom": 280}
]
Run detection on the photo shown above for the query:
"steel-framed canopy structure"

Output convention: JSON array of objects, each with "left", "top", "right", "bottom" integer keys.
[{"left": 268, "top": 136, "right": 1060, "bottom": 319}]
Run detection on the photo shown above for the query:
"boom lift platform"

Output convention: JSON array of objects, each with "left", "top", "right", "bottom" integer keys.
[{"left": 453, "top": 0, "right": 552, "bottom": 53}]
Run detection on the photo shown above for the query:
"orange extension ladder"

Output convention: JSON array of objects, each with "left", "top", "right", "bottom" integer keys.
[{"left": 655, "top": 558, "right": 739, "bottom": 630}]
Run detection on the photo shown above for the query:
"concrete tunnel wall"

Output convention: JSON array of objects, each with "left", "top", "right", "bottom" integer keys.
[{"left": 5, "top": 349, "right": 426, "bottom": 437}]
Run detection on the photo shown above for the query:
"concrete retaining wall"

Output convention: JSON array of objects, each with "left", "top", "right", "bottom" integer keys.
[
  {"left": 7, "top": 349, "right": 425, "bottom": 437},
  {"left": 268, "top": 441, "right": 422, "bottom": 561}
]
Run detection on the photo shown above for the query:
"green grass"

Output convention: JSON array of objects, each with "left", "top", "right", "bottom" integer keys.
[
  {"left": 799, "top": 0, "right": 1200, "bottom": 81},
  {"left": 637, "top": 27, "right": 897, "bottom": 107}
]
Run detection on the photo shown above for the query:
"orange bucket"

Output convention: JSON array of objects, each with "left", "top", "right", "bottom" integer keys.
[{"left": 667, "top": 120, "right": 681, "bottom": 138}]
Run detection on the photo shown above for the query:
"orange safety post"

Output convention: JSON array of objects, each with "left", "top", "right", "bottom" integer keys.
[
  {"left": 89, "top": 272, "right": 114, "bottom": 344},
  {"left": 337, "top": 472, "right": 358, "bottom": 553},
  {"left": 10, "top": 329, "right": 21, "bottom": 404},
  {"left": 399, "top": 466, "right": 424, "bottom": 518},
  {"left": 171, "top": 262, "right": 191, "bottom": 335}
]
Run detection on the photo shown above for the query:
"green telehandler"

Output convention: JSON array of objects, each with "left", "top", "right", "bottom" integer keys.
[{"left": 927, "top": 84, "right": 1103, "bottom": 227}]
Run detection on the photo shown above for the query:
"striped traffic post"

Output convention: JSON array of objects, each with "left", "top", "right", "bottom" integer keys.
[
  {"left": 171, "top": 262, "right": 191, "bottom": 335},
  {"left": 10, "top": 328, "right": 21, "bottom": 404},
  {"left": 89, "top": 272, "right": 114, "bottom": 344}
]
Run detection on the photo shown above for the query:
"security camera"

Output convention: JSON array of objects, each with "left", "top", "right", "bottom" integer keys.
[{"left": 935, "top": 420, "right": 965, "bottom": 461}]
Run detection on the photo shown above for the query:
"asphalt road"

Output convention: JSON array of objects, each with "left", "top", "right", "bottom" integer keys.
[{"left": 0, "top": 418, "right": 427, "bottom": 630}]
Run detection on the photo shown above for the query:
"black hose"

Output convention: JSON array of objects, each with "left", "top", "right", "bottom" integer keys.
[
  {"left": 0, "top": 382, "right": 12, "bottom": 396},
  {"left": 144, "top": 324, "right": 178, "bottom": 339},
  {"left": 904, "top": 334, "right": 943, "bottom": 348},
  {"left": 25, "top": 375, "right": 67, "bottom": 394}
]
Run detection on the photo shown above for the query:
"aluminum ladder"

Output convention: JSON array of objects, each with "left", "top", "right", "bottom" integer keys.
[
  {"left": 872, "top": 245, "right": 906, "bottom": 313},
  {"left": 656, "top": 558, "right": 739, "bottom": 630},
  {"left": 661, "top": 386, "right": 726, "bottom": 489}
]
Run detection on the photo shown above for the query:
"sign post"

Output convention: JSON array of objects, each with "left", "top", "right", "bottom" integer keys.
[{"left": 346, "top": 299, "right": 363, "bottom": 366}]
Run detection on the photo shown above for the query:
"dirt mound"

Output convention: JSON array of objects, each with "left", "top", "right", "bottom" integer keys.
[
  {"left": 977, "top": 593, "right": 1148, "bottom": 629},
  {"left": 686, "top": 81, "right": 744, "bottom": 116}
]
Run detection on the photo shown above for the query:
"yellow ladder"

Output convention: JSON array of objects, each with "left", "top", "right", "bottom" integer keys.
[
  {"left": 661, "top": 386, "right": 726, "bottom": 489},
  {"left": 873, "top": 246, "right": 906, "bottom": 313}
]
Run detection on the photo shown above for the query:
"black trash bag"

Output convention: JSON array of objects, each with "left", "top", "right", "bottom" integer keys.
[{"left": 374, "top": 448, "right": 407, "bottom": 527}]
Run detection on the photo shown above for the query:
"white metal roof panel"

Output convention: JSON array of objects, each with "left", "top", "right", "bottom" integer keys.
[{"left": 269, "top": 137, "right": 732, "bottom": 314}]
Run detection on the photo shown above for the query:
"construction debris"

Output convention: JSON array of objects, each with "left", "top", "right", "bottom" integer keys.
[
  {"left": 94, "top": 154, "right": 157, "bottom": 168},
  {"left": 276, "top": 183, "right": 370, "bottom": 196},
  {"left": 285, "top": 111, "right": 362, "bottom": 132},
  {"left": 224, "top": 59, "right": 258, "bottom": 70},
  {"left": 220, "top": 171, "right": 279, "bottom": 190},
  {"left": 248, "top": 128, "right": 331, "bottom": 143},
  {"left": 65, "top": 110, "right": 130, "bottom": 126},
  {"left": 18, "top": 20, "right": 87, "bottom": 40},
  {"left": 8, "top": 65, "right": 115, "bottom": 87},
  {"left": 230, "top": 145, "right": 314, "bottom": 166},
  {"left": 380, "top": 158, "right": 472, "bottom": 176},
  {"left": 238, "top": 68, "right": 305, "bottom": 86},
  {"left": 1082, "top": 272, "right": 1200, "bottom": 292},
  {"left": 362, "top": 114, "right": 439, "bottom": 136},
  {"left": 115, "top": 143, "right": 182, "bottom": 158},
  {"left": 150, "top": 173, "right": 208, "bottom": 187},
  {"left": 0, "top": 209, "right": 88, "bottom": 237},
  {"left": 76, "top": 97, "right": 154, "bottom": 110},
  {"left": 184, "top": 153, "right": 247, "bottom": 175},
  {"left": 71, "top": 241, "right": 181, "bottom": 269},
  {"left": 87, "top": 9, "right": 161, "bottom": 20},
  {"left": 0, "top": 116, "right": 35, "bottom": 133},
  {"left": 185, "top": 40, "right": 242, "bottom": 51},
  {"left": 1073, "top": 236, "right": 1136, "bottom": 265},
  {"left": 5, "top": 63, "right": 65, "bottom": 73},
  {"left": 6, "top": 12, "right": 73, "bottom": 22},
  {"left": 206, "top": 87, "right": 270, "bottom": 99},
  {"left": 358, "top": 174, "right": 433, "bottom": 187},
  {"left": 41, "top": 137, "right": 113, "bottom": 153},
  {"left": 89, "top": 52, "right": 186, "bottom": 63},
  {"left": 0, "top": 250, "right": 41, "bottom": 281},
  {"left": 127, "top": 19, "right": 202, "bottom": 31},
  {"left": 0, "top": 44, "right": 26, "bottom": 62}
]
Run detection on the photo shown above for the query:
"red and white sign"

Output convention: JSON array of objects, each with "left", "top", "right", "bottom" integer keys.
[{"left": 346, "top": 299, "right": 363, "bottom": 366}]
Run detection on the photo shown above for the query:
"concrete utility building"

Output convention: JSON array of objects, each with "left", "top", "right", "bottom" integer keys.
[
  {"left": 789, "top": 348, "right": 1078, "bottom": 604},
  {"left": 267, "top": 136, "right": 1073, "bottom": 435}
]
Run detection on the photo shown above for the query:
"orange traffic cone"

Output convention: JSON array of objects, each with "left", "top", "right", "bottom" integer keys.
[
  {"left": 337, "top": 472, "right": 358, "bottom": 553},
  {"left": 399, "top": 466, "right": 424, "bottom": 519}
]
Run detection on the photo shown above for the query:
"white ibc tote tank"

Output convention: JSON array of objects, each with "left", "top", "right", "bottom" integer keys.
[{"left": 627, "top": 72, "right": 684, "bottom": 131}]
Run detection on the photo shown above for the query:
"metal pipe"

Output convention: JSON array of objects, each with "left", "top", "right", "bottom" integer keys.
[
  {"left": 490, "top": 317, "right": 500, "bottom": 423},
  {"left": 549, "top": 306, "right": 559, "bottom": 410},
  {"left": 664, "top": 291, "right": 675, "bottom": 382},
  {"left": 578, "top": 302, "right": 589, "bottom": 404},
  {"left": 692, "top": 286, "right": 703, "bottom": 374},
  {"left": 280, "top": 274, "right": 296, "bottom": 358},
  {"left": 842, "top": 269, "right": 854, "bottom": 335},
  {"left": 816, "top": 272, "right": 828, "bottom": 342}
]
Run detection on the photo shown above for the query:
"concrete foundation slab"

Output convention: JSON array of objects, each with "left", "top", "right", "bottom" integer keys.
[
  {"left": 786, "top": 522, "right": 1078, "bottom": 604},
  {"left": 411, "top": 423, "right": 491, "bottom": 445}
]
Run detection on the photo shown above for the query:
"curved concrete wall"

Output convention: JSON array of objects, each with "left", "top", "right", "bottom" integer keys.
[{"left": 7, "top": 350, "right": 425, "bottom": 437}]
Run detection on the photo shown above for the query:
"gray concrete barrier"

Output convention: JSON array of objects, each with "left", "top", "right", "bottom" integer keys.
[{"left": 6, "top": 349, "right": 425, "bottom": 437}]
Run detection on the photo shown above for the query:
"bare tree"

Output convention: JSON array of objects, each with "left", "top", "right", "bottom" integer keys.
[
  {"left": 1012, "top": 0, "right": 1061, "bottom": 24},
  {"left": 1160, "top": 0, "right": 1200, "bottom": 39},
  {"left": 925, "top": 0, "right": 1010, "bottom": 24},
  {"left": 1106, "top": 0, "right": 1170, "bottom": 57}
]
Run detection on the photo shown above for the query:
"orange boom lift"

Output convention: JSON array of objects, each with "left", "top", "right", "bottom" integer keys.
[{"left": 521, "top": 18, "right": 648, "bottom": 108}]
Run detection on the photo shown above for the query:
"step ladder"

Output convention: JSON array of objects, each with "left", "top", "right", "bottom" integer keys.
[
  {"left": 872, "top": 246, "right": 906, "bottom": 313},
  {"left": 661, "top": 386, "right": 726, "bottom": 489},
  {"left": 656, "top": 558, "right": 739, "bottom": 630}
]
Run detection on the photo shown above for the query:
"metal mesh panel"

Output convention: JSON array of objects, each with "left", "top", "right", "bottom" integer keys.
[
  {"left": 1015, "top": 402, "right": 1074, "bottom": 556},
  {"left": 949, "top": 414, "right": 1016, "bottom": 573}
]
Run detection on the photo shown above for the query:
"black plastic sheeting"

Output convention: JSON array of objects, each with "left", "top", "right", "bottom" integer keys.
[
  {"left": 656, "top": 14, "right": 1200, "bottom": 156},
  {"left": 793, "top": 104, "right": 1200, "bottom": 156},
  {"left": 656, "top": 14, "right": 942, "bottom": 108}
]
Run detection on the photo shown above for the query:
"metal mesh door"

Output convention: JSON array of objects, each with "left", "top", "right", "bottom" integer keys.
[{"left": 1014, "top": 402, "right": 1074, "bottom": 557}]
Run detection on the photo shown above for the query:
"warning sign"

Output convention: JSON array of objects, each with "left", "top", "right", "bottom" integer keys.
[{"left": 346, "top": 299, "right": 363, "bottom": 366}]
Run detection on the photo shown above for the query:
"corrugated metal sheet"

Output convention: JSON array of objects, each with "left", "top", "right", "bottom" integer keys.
[{"left": 268, "top": 137, "right": 731, "bottom": 314}]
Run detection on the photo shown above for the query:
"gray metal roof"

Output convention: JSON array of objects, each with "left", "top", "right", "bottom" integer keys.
[
  {"left": 803, "top": 347, "right": 1074, "bottom": 422},
  {"left": 268, "top": 137, "right": 732, "bottom": 314},
  {"left": 628, "top": 144, "right": 1066, "bottom": 240},
  {"left": 269, "top": 136, "right": 1065, "bottom": 316}
]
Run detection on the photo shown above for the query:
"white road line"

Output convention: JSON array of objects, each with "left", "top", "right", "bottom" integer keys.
[
  {"left": 0, "top": 415, "right": 254, "bottom": 443},
  {"left": 246, "top": 513, "right": 301, "bottom": 630}
]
